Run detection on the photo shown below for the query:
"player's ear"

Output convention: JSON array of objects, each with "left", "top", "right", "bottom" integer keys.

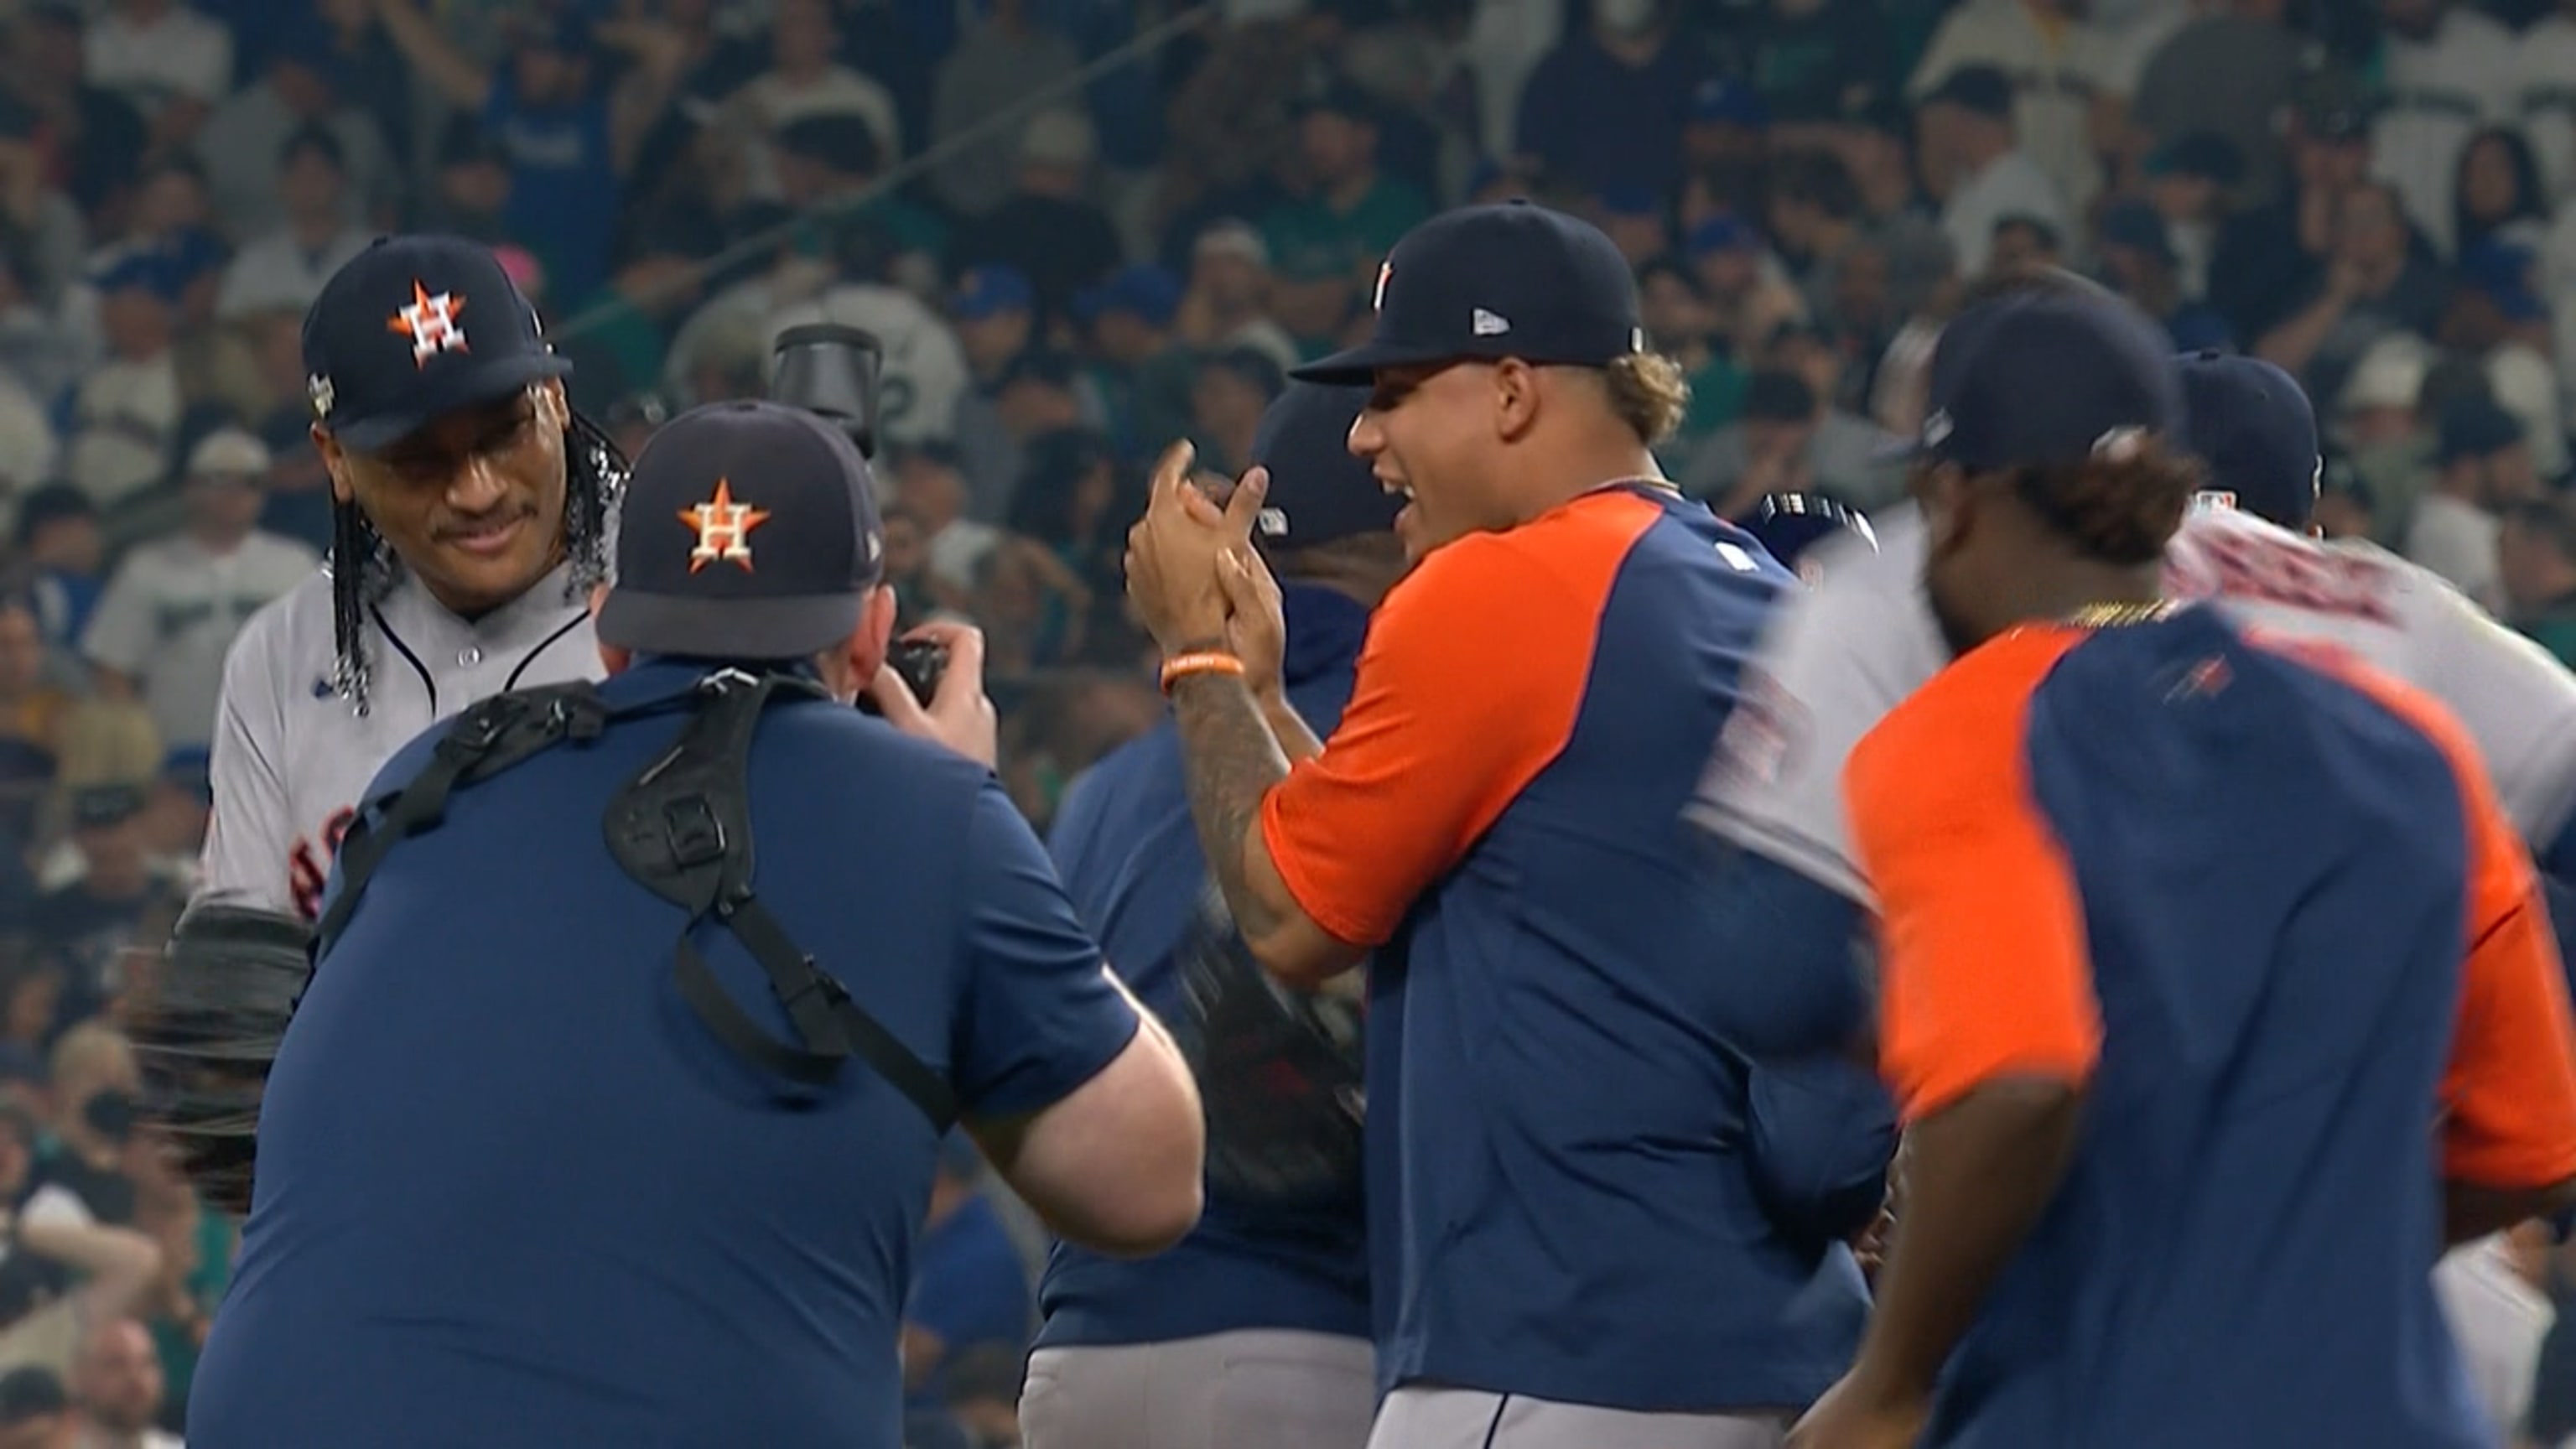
[
  {"left": 1492, "top": 358, "right": 1541, "bottom": 443},
  {"left": 314, "top": 426, "right": 355, "bottom": 504},
  {"left": 844, "top": 584, "right": 898, "bottom": 682}
]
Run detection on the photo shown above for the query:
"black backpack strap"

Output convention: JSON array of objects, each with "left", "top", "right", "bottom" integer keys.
[
  {"left": 602, "top": 669, "right": 958, "bottom": 1131},
  {"left": 316, "top": 683, "right": 615, "bottom": 962}
]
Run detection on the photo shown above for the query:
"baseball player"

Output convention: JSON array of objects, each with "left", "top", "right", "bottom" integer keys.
[
  {"left": 1021, "top": 382, "right": 1400, "bottom": 1449},
  {"left": 1785, "top": 285, "right": 2576, "bottom": 1449},
  {"left": 1690, "top": 282, "right": 2576, "bottom": 1061},
  {"left": 1125, "top": 202, "right": 1890, "bottom": 1449},
  {"left": 198, "top": 236, "right": 622, "bottom": 922}
]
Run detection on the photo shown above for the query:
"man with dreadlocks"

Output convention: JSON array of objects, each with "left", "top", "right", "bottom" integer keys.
[{"left": 197, "top": 235, "right": 621, "bottom": 921}]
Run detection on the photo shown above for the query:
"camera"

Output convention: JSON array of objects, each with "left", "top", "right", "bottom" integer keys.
[
  {"left": 858, "top": 637, "right": 950, "bottom": 715},
  {"left": 769, "top": 323, "right": 883, "bottom": 460}
]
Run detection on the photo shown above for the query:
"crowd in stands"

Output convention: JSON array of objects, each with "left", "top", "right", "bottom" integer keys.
[{"left": 0, "top": 0, "right": 2572, "bottom": 1444}]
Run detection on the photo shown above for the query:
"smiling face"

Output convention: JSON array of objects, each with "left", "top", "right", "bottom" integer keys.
[
  {"left": 1348, "top": 361, "right": 1516, "bottom": 563},
  {"left": 316, "top": 380, "right": 570, "bottom": 616}
]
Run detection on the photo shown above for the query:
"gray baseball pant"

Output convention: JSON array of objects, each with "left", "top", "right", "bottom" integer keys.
[
  {"left": 1366, "top": 1385, "right": 1792, "bottom": 1449},
  {"left": 1021, "top": 1328, "right": 1377, "bottom": 1449}
]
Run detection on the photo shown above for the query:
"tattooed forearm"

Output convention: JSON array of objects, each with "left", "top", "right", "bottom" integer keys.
[{"left": 1169, "top": 667, "right": 1295, "bottom": 945}]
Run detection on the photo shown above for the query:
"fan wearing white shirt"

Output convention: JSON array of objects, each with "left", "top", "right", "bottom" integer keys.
[
  {"left": 81, "top": 430, "right": 319, "bottom": 758},
  {"left": 213, "top": 127, "right": 372, "bottom": 325},
  {"left": 1917, "top": 65, "right": 2073, "bottom": 279},
  {"left": 2412, "top": 394, "right": 2546, "bottom": 613}
]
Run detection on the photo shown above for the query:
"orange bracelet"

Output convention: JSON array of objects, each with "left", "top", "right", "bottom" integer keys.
[{"left": 1159, "top": 650, "right": 1245, "bottom": 695}]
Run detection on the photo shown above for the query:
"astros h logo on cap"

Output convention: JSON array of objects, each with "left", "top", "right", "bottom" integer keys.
[
  {"left": 387, "top": 280, "right": 469, "bottom": 367},
  {"left": 681, "top": 480, "right": 771, "bottom": 574},
  {"left": 302, "top": 235, "right": 570, "bottom": 453}
]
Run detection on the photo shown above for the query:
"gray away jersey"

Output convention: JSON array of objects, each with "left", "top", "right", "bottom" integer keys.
[
  {"left": 199, "top": 562, "right": 600, "bottom": 920},
  {"left": 1693, "top": 498, "right": 2576, "bottom": 905}
]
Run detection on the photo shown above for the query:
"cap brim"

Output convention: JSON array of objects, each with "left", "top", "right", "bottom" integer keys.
[
  {"left": 329, "top": 352, "right": 575, "bottom": 454},
  {"left": 1290, "top": 339, "right": 1470, "bottom": 386},
  {"left": 595, "top": 587, "right": 864, "bottom": 663}
]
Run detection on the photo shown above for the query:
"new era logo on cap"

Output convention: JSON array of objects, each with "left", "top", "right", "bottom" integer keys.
[
  {"left": 596, "top": 401, "right": 887, "bottom": 664},
  {"left": 303, "top": 234, "right": 570, "bottom": 453},
  {"left": 1295, "top": 201, "right": 1644, "bottom": 386}
]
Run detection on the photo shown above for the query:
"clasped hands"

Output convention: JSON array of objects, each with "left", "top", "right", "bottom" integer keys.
[{"left": 1124, "top": 440, "right": 1288, "bottom": 695}]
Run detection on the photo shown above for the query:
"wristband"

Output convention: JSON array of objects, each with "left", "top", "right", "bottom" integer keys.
[{"left": 1160, "top": 650, "right": 1245, "bottom": 695}]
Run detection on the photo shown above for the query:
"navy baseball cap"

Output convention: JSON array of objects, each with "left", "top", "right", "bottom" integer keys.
[
  {"left": 1917, "top": 292, "right": 2184, "bottom": 471},
  {"left": 1291, "top": 201, "right": 1645, "bottom": 385},
  {"left": 2176, "top": 351, "right": 2320, "bottom": 529},
  {"left": 1247, "top": 382, "right": 1402, "bottom": 551},
  {"left": 595, "top": 400, "right": 886, "bottom": 662},
  {"left": 302, "top": 234, "right": 572, "bottom": 454}
]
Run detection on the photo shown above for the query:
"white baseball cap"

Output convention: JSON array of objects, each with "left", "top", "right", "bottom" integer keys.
[{"left": 187, "top": 428, "right": 272, "bottom": 481}]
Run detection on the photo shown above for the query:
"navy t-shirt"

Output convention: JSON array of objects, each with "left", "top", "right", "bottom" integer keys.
[
  {"left": 1034, "top": 584, "right": 1372, "bottom": 1348},
  {"left": 186, "top": 662, "right": 1138, "bottom": 1449}
]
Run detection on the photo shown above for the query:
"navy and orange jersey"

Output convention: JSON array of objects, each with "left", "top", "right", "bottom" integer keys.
[
  {"left": 1259, "top": 482, "right": 1874, "bottom": 1413},
  {"left": 1844, "top": 606, "right": 2576, "bottom": 1447}
]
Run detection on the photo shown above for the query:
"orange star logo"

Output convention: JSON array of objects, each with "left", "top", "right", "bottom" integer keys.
[
  {"left": 679, "top": 479, "right": 770, "bottom": 574},
  {"left": 387, "top": 280, "right": 469, "bottom": 367}
]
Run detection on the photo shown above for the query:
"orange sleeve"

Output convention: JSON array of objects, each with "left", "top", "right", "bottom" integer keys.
[
  {"left": 1259, "top": 491, "right": 1663, "bottom": 948},
  {"left": 2324, "top": 667, "right": 2576, "bottom": 1189},
  {"left": 1845, "top": 628, "right": 2103, "bottom": 1124}
]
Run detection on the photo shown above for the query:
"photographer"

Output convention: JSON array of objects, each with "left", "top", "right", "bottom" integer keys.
[{"left": 183, "top": 400, "right": 1206, "bottom": 1448}]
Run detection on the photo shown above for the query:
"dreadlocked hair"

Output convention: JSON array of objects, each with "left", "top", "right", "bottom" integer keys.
[
  {"left": 327, "top": 406, "right": 630, "bottom": 716},
  {"left": 2005, "top": 432, "right": 2206, "bottom": 567}
]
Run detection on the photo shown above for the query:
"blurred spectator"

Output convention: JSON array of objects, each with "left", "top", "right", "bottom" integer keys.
[
  {"left": 211, "top": 124, "right": 371, "bottom": 322},
  {"left": 2332, "top": 330, "right": 2439, "bottom": 544},
  {"left": 80, "top": 0, "right": 234, "bottom": 159},
  {"left": 2502, "top": 494, "right": 2576, "bottom": 667},
  {"left": 2210, "top": 67, "right": 2378, "bottom": 343},
  {"left": 2314, "top": 455, "right": 2378, "bottom": 541},
  {"left": 1185, "top": 345, "right": 1283, "bottom": 479},
  {"left": 895, "top": 443, "right": 1003, "bottom": 599},
  {"left": 2370, "top": 0, "right": 2517, "bottom": 257},
  {"left": 1636, "top": 255, "right": 1740, "bottom": 469},
  {"left": 2414, "top": 392, "right": 2539, "bottom": 609},
  {"left": 1916, "top": 64, "right": 2070, "bottom": 280},
  {"left": 1766, "top": 148, "right": 1868, "bottom": 331},
  {"left": 1514, "top": 0, "right": 1712, "bottom": 205},
  {"left": 2444, "top": 238, "right": 2568, "bottom": 478},
  {"left": 1174, "top": 220, "right": 1300, "bottom": 375},
  {"left": 729, "top": 0, "right": 904, "bottom": 181},
  {"left": 13, "top": 488, "right": 102, "bottom": 667},
  {"left": 1906, "top": 0, "right": 2108, "bottom": 214},
  {"left": 415, "top": 116, "right": 512, "bottom": 249},
  {"left": 1683, "top": 335, "right": 1899, "bottom": 515},
  {"left": 2141, "top": 132, "right": 2246, "bottom": 302},
  {"left": 62, "top": 258, "right": 180, "bottom": 512},
  {"left": 953, "top": 108, "right": 1124, "bottom": 333},
  {"left": 2451, "top": 126, "right": 2551, "bottom": 263},
  {"left": 3, "top": 4, "right": 147, "bottom": 226},
  {"left": 67, "top": 1315, "right": 178, "bottom": 1449},
  {"left": 1678, "top": 77, "right": 1770, "bottom": 226},
  {"left": 194, "top": 27, "right": 397, "bottom": 243},
  {"left": 80, "top": 430, "right": 316, "bottom": 759},
  {"left": 29, "top": 791, "right": 161, "bottom": 1027},
  {"left": 1072, "top": 263, "right": 1193, "bottom": 460},
  {"left": 370, "top": 3, "right": 621, "bottom": 309},
  {"left": 0, "top": 1364, "right": 70, "bottom": 1449},
  {"left": 0, "top": 99, "right": 91, "bottom": 309},
  {"left": 2098, "top": 199, "right": 2232, "bottom": 352},
  {"left": 0, "top": 597, "right": 70, "bottom": 849},
  {"left": 1985, "top": 213, "right": 2062, "bottom": 277},
  {"left": 2256, "top": 180, "right": 2452, "bottom": 414},
  {"left": 1261, "top": 86, "right": 1428, "bottom": 358},
  {"left": 2130, "top": 0, "right": 2302, "bottom": 207},
  {"left": 929, "top": 0, "right": 1083, "bottom": 220},
  {"left": 769, "top": 115, "right": 945, "bottom": 299},
  {"left": 1746, "top": 0, "right": 1895, "bottom": 131},
  {"left": 0, "top": 252, "right": 86, "bottom": 424},
  {"left": 1590, "top": 186, "right": 1671, "bottom": 267},
  {"left": 1683, "top": 212, "right": 1805, "bottom": 365}
]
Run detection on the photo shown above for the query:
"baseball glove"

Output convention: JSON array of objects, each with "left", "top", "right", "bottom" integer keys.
[
  {"left": 131, "top": 901, "right": 314, "bottom": 1216},
  {"left": 1169, "top": 880, "right": 1365, "bottom": 1211}
]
